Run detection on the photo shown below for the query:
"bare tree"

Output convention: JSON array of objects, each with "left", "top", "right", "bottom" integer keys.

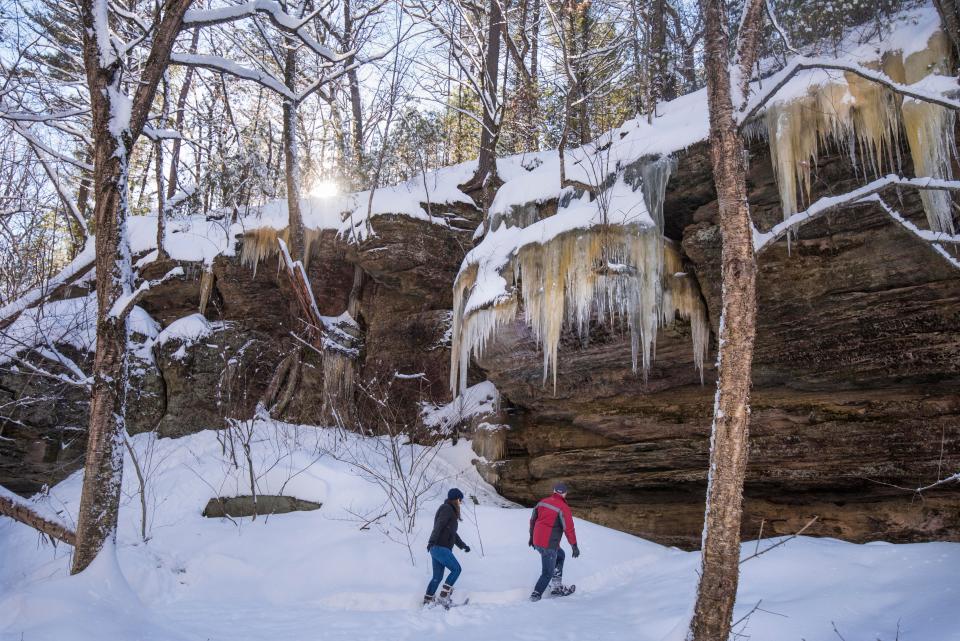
[
  {"left": 687, "top": 0, "right": 960, "bottom": 638},
  {"left": 71, "top": 0, "right": 193, "bottom": 575},
  {"left": 330, "top": 377, "right": 446, "bottom": 566}
]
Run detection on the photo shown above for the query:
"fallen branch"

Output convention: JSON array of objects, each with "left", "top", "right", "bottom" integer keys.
[
  {"left": 277, "top": 238, "right": 325, "bottom": 347},
  {"left": 0, "top": 491, "right": 76, "bottom": 546},
  {"left": 739, "top": 515, "right": 819, "bottom": 564}
]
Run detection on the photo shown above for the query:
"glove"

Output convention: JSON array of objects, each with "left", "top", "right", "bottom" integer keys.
[
  {"left": 572, "top": 544, "right": 580, "bottom": 558},
  {"left": 528, "top": 536, "right": 534, "bottom": 548},
  {"left": 463, "top": 545, "right": 471, "bottom": 553}
]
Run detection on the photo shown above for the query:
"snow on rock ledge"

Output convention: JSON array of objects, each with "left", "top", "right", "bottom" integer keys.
[{"left": 450, "top": 167, "right": 710, "bottom": 394}]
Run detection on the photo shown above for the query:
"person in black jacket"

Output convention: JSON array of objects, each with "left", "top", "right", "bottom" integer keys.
[{"left": 423, "top": 488, "right": 471, "bottom": 607}]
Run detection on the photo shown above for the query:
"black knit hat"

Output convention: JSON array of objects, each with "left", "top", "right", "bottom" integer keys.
[
  {"left": 553, "top": 482, "right": 568, "bottom": 494},
  {"left": 448, "top": 487, "right": 465, "bottom": 501}
]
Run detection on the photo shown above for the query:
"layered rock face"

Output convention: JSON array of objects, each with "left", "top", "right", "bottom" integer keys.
[
  {"left": 473, "top": 139, "right": 960, "bottom": 548},
  {"left": 2, "top": 136, "right": 958, "bottom": 552},
  {"left": 0, "top": 207, "right": 476, "bottom": 494}
]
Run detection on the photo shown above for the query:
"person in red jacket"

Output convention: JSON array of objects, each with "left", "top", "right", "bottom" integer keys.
[{"left": 528, "top": 482, "right": 579, "bottom": 601}]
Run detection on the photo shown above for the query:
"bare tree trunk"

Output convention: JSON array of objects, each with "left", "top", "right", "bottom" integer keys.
[
  {"left": 282, "top": 38, "right": 306, "bottom": 262},
  {"left": 344, "top": 0, "right": 365, "bottom": 176},
  {"left": 167, "top": 29, "right": 199, "bottom": 201},
  {"left": 649, "top": 0, "right": 667, "bottom": 116},
  {"left": 576, "top": 2, "right": 591, "bottom": 144},
  {"left": 155, "top": 137, "right": 168, "bottom": 260},
  {"left": 467, "top": 0, "right": 503, "bottom": 190},
  {"left": 629, "top": 0, "right": 646, "bottom": 115},
  {"left": 72, "top": 0, "right": 191, "bottom": 575},
  {"left": 686, "top": 0, "right": 760, "bottom": 638},
  {"left": 933, "top": 0, "right": 960, "bottom": 58},
  {"left": 527, "top": 0, "right": 541, "bottom": 150}
]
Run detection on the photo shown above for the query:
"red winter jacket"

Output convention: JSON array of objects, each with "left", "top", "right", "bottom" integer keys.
[{"left": 529, "top": 493, "right": 577, "bottom": 549}]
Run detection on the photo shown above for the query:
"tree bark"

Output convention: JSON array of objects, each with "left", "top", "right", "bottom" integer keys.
[
  {"left": 649, "top": 0, "right": 668, "bottom": 116},
  {"left": 527, "top": 0, "right": 541, "bottom": 150},
  {"left": 467, "top": 0, "right": 503, "bottom": 191},
  {"left": 344, "top": 0, "right": 365, "bottom": 177},
  {"left": 72, "top": 0, "right": 192, "bottom": 575},
  {"left": 933, "top": 0, "right": 960, "bottom": 58},
  {"left": 283, "top": 38, "right": 306, "bottom": 262},
  {"left": 155, "top": 137, "right": 169, "bottom": 260},
  {"left": 686, "top": 0, "right": 759, "bottom": 638}
]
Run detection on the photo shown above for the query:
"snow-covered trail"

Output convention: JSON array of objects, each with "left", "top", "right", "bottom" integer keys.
[{"left": 1, "top": 424, "right": 958, "bottom": 641}]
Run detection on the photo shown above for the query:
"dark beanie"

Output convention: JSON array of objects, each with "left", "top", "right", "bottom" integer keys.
[
  {"left": 448, "top": 488, "right": 465, "bottom": 501},
  {"left": 553, "top": 482, "right": 568, "bottom": 494}
]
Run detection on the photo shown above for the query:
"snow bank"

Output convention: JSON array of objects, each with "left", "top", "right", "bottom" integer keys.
[
  {"left": 154, "top": 313, "right": 225, "bottom": 346},
  {"left": 1, "top": 421, "right": 958, "bottom": 641},
  {"left": 422, "top": 380, "right": 499, "bottom": 431}
]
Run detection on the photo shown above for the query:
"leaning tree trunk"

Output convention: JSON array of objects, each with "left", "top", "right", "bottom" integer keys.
[
  {"left": 73, "top": 0, "right": 192, "bottom": 575},
  {"left": 71, "top": 83, "right": 136, "bottom": 575},
  {"left": 686, "top": 0, "right": 758, "bottom": 638}
]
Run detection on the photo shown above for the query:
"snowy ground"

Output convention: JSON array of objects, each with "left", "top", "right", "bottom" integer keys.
[{"left": 1, "top": 422, "right": 958, "bottom": 641}]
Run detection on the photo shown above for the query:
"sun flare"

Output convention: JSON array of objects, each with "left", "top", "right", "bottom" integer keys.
[{"left": 310, "top": 180, "right": 340, "bottom": 199}]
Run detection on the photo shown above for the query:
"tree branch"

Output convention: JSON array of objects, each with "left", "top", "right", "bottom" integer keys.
[
  {"left": 0, "top": 490, "right": 76, "bottom": 546},
  {"left": 740, "top": 57, "right": 960, "bottom": 125},
  {"left": 754, "top": 175, "right": 960, "bottom": 252}
]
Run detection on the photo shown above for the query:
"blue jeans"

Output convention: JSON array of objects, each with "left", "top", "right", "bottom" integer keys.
[
  {"left": 533, "top": 546, "right": 565, "bottom": 595},
  {"left": 426, "top": 546, "right": 462, "bottom": 596}
]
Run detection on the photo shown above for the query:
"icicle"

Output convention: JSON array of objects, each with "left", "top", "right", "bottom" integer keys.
[
  {"left": 844, "top": 71, "right": 901, "bottom": 178},
  {"left": 240, "top": 228, "right": 283, "bottom": 276},
  {"left": 764, "top": 29, "right": 954, "bottom": 233},
  {"left": 239, "top": 226, "right": 323, "bottom": 274},
  {"left": 449, "top": 225, "right": 710, "bottom": 395},
  {"left": 902, "top": 102, "right": 956, "bottom": 233},
  {"left": 639, "top": 156, "right": 677, "bottom": 235},
  {"left": 901, "top": 30, "right": 956, "bottom": 234}
]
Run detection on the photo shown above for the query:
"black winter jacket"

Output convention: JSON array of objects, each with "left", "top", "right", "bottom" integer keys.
[{"left": 427, "top": 500, "right": 467, "bottom": 551}]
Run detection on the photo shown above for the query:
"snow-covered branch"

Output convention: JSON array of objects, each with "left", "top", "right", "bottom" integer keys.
[
  {"left": 171, "top": 53, "right": 295, "bottom": 100},
  {"left": 869, "top": 196, "right": 960, "bottom": 270},
  {"left": 741, "top": 56, "right": 960, "bottom": 125},
  {"left": 915, "top": 472, "right": 960, "bottom": 493},
  {"left": 183, "top": 1, "right": 354, "bottom": 64},
  {"left": 6, "top": 120, "right": 93, "bottom": 172},
  {"left": 0, "top": 249, "right": 95, "bottom": 324},
  {"left": 108, "top": 267, "right": 185, "bottom": 320},
  {"left": 9, "top": 122, "right": 90, "bottom": 240},
  {"left": 754, "top": 175, "right": 960, "bottom": 253},
  {"left": 0, "top": 488, "right": 76, "bottom": 546}
]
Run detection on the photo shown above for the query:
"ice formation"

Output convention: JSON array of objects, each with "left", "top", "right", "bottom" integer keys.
[
  {"left": 763, "top": 29, "right": 957, "bottom": 234},
  {"left": 450, "top": 156, "right": 710, "bottom": 395},
  {"left": 239, "top": 226, "right": 324, "bottom": 275}
]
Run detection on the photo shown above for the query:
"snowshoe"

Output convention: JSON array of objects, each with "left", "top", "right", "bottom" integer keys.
[
  {"left": 549, "top": 584, "right": 576, "bottom": 597},
  {"left": 443, "top": 597, "right": 470, "bottom": 609}
]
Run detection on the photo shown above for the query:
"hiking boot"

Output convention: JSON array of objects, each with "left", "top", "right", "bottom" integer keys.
[
  {"left": 550, "top": 584, "right": 575, "bottom": 597},
  {"left": 422, "top": 594, "right": 435, "bottom": 607},
  {"left": 529, "top": 591, "right": 542, "bottom": 602},
  {"left": 437, "top": 583, "right": 454, "bottom": 608}
]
